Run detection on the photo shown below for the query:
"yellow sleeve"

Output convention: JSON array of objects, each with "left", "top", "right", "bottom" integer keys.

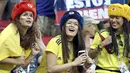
[
  {"left": 0, "top": 40, "right": 10, "bottom": 61},
  {"left": 0, "top": 36, "right": 23, "bottom": 61},
  {"left": 45, "top": 37, "right": 60, "bottom": 55},
  {"left": 24, "top": 49, "right": 31, "bottom": 58},
  {"left": 0, "top": 23, "right": 23, "bottom": 61},
  {"left": 90, "top": 32, "right": 102, "bottom": 49}
]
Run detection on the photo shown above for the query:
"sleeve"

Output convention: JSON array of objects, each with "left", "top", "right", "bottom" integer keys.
[
  {"left": 90, "top": 32, "right": 102, "bottom": 49},
  {"left": 0, "top": 35, "right": 22, "bottom": 61},
  {"left": 45, "top": 37, "right": 59, "bottom": 55},
  {"left": 0, "top": 40, "right": 10, "bottom": 61}
]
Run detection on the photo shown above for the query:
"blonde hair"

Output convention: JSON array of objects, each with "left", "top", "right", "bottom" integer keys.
[{"left": 83, "top": 23, "right": 98, "bottom": 36}]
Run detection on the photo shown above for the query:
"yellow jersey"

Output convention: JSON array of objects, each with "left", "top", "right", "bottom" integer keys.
[
  {"left": 90, "top": 30, "right": 128, "bottom": 73},
  {"left": 36, "top": 35, "right": 74, "bottom": 73},
  {"left": 0, "top": 23, "right": 31, "bottom": 73}
]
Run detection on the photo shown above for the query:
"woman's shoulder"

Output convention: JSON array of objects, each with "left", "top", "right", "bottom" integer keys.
[
  {"left": 98, "top": 29, "right": 109, "bottom": 35},
  {"left": 98, "top": 29, "right": 108, "bottom": 33},
  {"left": 1, "top": 23, "right": 17, "bottom": 35},
  {"left": 97, "top": 29, "right": 109, "bottom": 38},
  {"left": 48, "top": 35, "right": 62, "bottom": 45},
  {"left": 0, "top": 23, "right": 17, "bottom": 38}
]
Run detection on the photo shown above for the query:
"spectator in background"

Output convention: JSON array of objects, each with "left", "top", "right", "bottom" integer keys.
[
  {"left": 32, "top": 0, "right": 60, "bottom": 36},
  {"left": 36, "top": 10, "right": 94, "bottom": 73},
  {"left": 89, "top": 4, "right": 130, "bottom": 73},
  {"left": 1, "top": 0, "right": 21, "bottom": 20},
  {"left": 129, "top": 0, "right": 130, "bottom": 6},
  {"left": 83, "top": 16, "right": 99, "bottom": 51},
  {"left": 97, "top": 19, "right": 110, "bottom": 30},
  {"left": 0, "top": 1, "right": 42, "bottom": 73},
  {"left": 101, "top": 19, "right": 110, "bottom": 29},
  {"left": 82, "top": 16, "right": 99, "bottom": 73},
  {"left": 0, "top": 0, "right": 8, "bottom": 20},
  {"left": 102, "top": 19, "right": 110, "bottom": 29}
]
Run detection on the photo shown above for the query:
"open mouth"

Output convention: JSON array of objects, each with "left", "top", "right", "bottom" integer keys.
[
  {"left": 26, "top": 20, "right": 32, "bottom": 24},
  {"left": 69, "top": 28, "right": 75, "bottom": 32}
]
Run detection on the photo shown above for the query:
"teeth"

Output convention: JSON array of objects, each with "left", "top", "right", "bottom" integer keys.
[{"left": 26, "top": 21, "right": 31, "bottom": 23}]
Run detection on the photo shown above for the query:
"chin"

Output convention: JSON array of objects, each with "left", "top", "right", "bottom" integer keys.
[
  {"left": 26, "top": 24, "right": 33, "bottom": 27},
  {"left": 112, "top": 27, "right": 118, "bottom": 29},
  {"left": 67, "top": 34, "right": 76, "bottom": 37},
  {"left": 23, "top": 25, "right": 32, "bottom": 29}
]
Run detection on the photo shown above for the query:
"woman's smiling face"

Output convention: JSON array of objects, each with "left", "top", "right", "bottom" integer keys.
[
  {"left": 65, "top": 18, "right": 79, "bottom": 38},
  {"left": 109, "top": 16, "right": 124, "bottom": 30}
]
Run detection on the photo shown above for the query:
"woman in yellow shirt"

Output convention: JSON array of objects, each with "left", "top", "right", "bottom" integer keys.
[
  {"left": 89, "top": 4, "right": 130, "bottom": 73},
  {"left": 36, "top": 10, "right": 95, "bottom": 73},
  {"left": 0, "top": 1, "right": 42, "bottom": 73}
]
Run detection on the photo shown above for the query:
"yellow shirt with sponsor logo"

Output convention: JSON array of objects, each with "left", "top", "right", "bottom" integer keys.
[
  {"left": 90, "top": 30, "right": 129, "bottom": 73},
  {"left": 0, "top": 23, "right": 31, "bottom": 73},
  {"left": 36, "top": 35, "right": 74, "bottom": 73}
]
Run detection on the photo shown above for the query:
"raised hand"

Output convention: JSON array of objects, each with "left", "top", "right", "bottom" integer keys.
[
  {"left": 31, "top": 43, "right": 40, "bottom": 56},
  {"left": 72, "top": 53, "right": 87, "bottom": 66},
  {"left": 102, "top": 35, "right": 112, "bottom": 46}
]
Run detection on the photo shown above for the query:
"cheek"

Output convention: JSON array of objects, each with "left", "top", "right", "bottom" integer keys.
[
  {"left": 120, "top": 21, "right": 124, "bottom": 26},
  {"left": 75, "top": 27, "right": 79, "bottom": 32},
  {"left": 91, "top": 29, "right": 96, "bottom": 35},
  {"left": 119, "top": 18, "right": 124, "bottom": 25},
  {"left": 31, "top": 17, "right": 34, "bottom": 21},
  {"left": 19, "top": 17, "right": 25, "bottom": 23}
]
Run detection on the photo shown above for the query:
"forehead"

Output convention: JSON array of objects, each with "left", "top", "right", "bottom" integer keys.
[
  {"left": 109, "top": 15, "right": 122, "bottom": 18},
  {"left": 67, "top": 18, "right": 78, "bottom": 22},
  {"left": 21, "top": 11, "right": 33, "bottom": 14}
]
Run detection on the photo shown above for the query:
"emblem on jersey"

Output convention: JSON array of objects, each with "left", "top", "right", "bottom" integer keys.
[{"left": 56, "top": 39, "right": 61, "bottom": 45}]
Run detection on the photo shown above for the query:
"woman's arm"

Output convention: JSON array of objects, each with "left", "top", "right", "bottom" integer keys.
[
  {"left": 0, "top": 51, "right": 35, "bottom": 68},
  {"left": 21, "top": 45, "right": 40, "bottom": 68},
  {"left": 88, "top": 48, "right": 102, "bottom": 59},
  {"left": 0, "top": 51, "right": 26, "bottom": 65},
  {"left": 46, "top": 52, "right": 87, "bottom": 73},
  {"left": 36, "top": 30, "right": 46, "bottom": 52},
  {"left": 0, "top": 56, "right": 25, "bottom": 65},
  {"left": 46, "top": 52, "right": 74, "bottom": 73},
  {"left": 88, "top": 36, "right": 112, "bottom": 59}
]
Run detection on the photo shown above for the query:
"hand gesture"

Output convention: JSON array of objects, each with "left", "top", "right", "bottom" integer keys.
[
  {"left": 86, "top": 56, "right": 94, "bottom": 64},
  {"left": 15, "top": 52, "right": 25, "bottom": 65},
  {"left": 102, "top": 36, "right": 112, "bottom": 46},
  {"left": 35, "top": 35, "right": 46, "bottom": 51},
  {"left": 31, "top": 43, "right": 40, "bottom": 56},
  {"left": 72, "top": 53, "right": 87, "bottom": 66},
  {"left": 84, "top": 56, "right": 94, "bottom": 69}
]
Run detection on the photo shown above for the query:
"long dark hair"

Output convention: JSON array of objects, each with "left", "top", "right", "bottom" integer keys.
[
  {"left": 61, "top": 22, "right": 85, "bottom": 73},
  {"left": 108, "top": 17, "right": 130, "bottom": 57},
  {"left": 12, "top": 16, "right": 40, "bottom": 50}
]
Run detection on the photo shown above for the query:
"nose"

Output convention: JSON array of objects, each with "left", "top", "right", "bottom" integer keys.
[
  {"left": 70, "top": 23, "right": 75, "bottom": 26},
  {"left": 27, "top": 15, "right": 31, "bottom": 19},
  {"left": 111, "top": 17, "right": 117, "bottom": 22}
]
